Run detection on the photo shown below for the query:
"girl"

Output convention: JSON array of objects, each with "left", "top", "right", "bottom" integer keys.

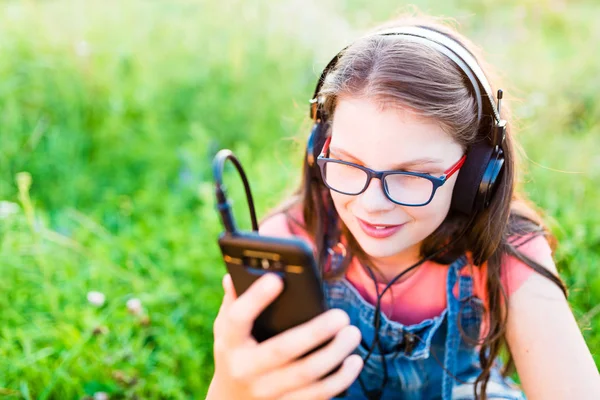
[{"left": 207, "top": 14, "right": 600, "bottom": 400}]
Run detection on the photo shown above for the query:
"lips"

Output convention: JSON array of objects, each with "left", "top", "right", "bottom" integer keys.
[{"left": 356, "top": 217, "right": 406, "bottom": 239}]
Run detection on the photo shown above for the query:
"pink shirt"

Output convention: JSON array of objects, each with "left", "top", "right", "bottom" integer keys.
[{"left": 259, "top": 208, "right": 550, "bottom": 331}]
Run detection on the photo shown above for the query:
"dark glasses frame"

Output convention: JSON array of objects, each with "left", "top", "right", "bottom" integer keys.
[{"left": 316, "top": 137, "right": 467, "bottom": 207}]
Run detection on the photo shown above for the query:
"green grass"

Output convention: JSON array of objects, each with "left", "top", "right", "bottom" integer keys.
[{"left": 0, "top": 0, "right": 598, "bottom": 398}]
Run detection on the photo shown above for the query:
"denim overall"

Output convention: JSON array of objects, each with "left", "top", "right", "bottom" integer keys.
[{"left": 325, "top": 255, "right": 526, "bottom": 400}]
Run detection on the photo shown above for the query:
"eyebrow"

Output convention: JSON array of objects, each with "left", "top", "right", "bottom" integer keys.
[{"left": 329, "top": 146, "right": 445, "bottom": 170}]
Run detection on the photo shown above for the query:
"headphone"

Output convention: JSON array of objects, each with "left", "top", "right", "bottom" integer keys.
[{"left": 306, "top": 26, "right": 507, "bottom": 216}]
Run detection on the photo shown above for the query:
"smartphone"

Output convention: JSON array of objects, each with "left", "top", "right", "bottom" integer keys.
[
  {"left": 218, "top": 230, "right": 328, "bottom": 342},
  {"left": 217, "top": 227, "right": 348, "bottom": 397}
]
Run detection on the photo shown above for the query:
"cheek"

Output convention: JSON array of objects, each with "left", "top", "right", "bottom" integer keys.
[
  {"left": 438, "top": 174, "right": 459, "bottom": 204},
  {"left": 330, "top": 191, "right": 360, "bottom": 228},
  {"left": 330, "top": 191, "right": 350, "bottom": 214},
  {"left": 435, "top": 181, "right": 455, "bottom": 206},
  {"left": 408, "top": 177, "right": 457, "bottom": 222}
]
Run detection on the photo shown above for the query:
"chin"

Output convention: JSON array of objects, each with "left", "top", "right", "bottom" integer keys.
[{"left": 361, "top": 240, "right": 413, "bottom": 258}]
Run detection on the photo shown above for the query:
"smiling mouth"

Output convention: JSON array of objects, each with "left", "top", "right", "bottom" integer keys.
[{"left": 356, "top": 217, "right": 407, "bottom": 238}]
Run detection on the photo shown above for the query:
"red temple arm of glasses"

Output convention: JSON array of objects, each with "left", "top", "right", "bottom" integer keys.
[
  {"left": 319, "top": 137, "right": 332, "bottom": 158},
  {"left": 443, "top": 154, "right": 466, "bottom": 179}
]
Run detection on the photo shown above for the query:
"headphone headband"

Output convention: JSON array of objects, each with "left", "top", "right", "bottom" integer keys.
[{"left": 309, "top": 26, "right": 501, "bottom": 131}]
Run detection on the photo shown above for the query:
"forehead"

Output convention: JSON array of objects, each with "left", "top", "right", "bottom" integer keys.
[{"left": 330, "top": 96, "right": 460, "bottom": 168}]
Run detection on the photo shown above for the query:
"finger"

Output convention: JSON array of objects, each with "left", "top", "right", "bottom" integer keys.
[
  {"left": 213, "top": 274, "right": 237, "bottom": 337},
  {"left": 245, "top": 309, "right": 351, "bottom": 377},
  {"left": 278, "top": 354, "right": 363, "bottom": 400},
  {"left": 222, "top": 273, "right": 237, "bottom": 306},
  {"left": 250, "top": 325, "right": 362, "bottom": 398},
  {"left": 224, "top": 273, "right": 284, "bottom": 345}
]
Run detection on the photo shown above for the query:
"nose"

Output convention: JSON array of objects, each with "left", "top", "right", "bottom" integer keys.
[{"left": 358, "top": 177, "right": 396, "bottom": 213}]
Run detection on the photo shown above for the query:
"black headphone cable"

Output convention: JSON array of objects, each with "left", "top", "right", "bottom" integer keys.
[
  {"left": 212, "top": 149, "right": 259, "bottom": 233},
  {"left": 355, "top": 214, "right": 477, "bottom": 399}
]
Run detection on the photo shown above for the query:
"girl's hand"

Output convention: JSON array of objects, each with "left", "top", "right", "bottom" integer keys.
[{"left": 207, "top": 273, "right": 363, "bottom": 400}]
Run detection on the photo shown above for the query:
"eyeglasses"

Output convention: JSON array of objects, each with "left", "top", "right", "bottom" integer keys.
[{"left": 316, "top": 137, "right": 466, "bottom": 207}]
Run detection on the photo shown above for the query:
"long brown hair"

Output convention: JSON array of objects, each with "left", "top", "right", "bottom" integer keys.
[{"left": 265, "top": 12, "right": 567, "bottom": 399}]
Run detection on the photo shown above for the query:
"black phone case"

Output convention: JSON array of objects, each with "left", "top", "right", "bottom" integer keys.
[
  {"left": 218, "top": 231, "right": 348, "bottom": 397},
  {"left": 218, "top": 231, "right": 327, "bottom": 343}
]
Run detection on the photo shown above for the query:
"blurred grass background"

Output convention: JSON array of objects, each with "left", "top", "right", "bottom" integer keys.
[{"left": 0, "top": 0, "right": 598, "bottom": 398}]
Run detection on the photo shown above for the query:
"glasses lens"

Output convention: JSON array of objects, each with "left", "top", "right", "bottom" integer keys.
[
  {"left": 384, "top": 173, "right": 434, "bottom": 205},
  {"left": 323, "top": 161, "right": 368, "bottom": 194}
]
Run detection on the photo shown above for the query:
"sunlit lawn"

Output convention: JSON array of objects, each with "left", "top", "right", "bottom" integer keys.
[{"left": 0, "top": 0, "right": 598, "bottom": 398}]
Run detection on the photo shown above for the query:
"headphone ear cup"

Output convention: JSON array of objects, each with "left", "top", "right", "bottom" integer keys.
[
  {"left": 451, "top": 141, "right": 495, "bottom": 215},
  {"left": 476, "top": 147, "right": 504, "bottom": 210},
  {"left": 306, "top": 122, "right": 327, "bottom": 168}
]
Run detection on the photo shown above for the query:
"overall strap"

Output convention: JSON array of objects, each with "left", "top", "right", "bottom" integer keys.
[{"left": 441, "top": 255, "right": 472, "bottom": 399}]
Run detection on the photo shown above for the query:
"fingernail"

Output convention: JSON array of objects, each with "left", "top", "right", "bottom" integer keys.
[
  {"left": 222, "top": 274, "right": 232, "bottom": 291},
  {"left": 347, "top": 325, "right": 362, "bottom": 343},
  {"left": 329, "top": 309, "right": 350, "bottom": 326},
  {"left": 346, "top": 354, "right": 364, "bottom": 371},
  {"left": 262, "top": 273, "right": 282, "bottom": 290}
]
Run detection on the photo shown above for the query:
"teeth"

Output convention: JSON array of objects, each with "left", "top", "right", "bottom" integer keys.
[{"left": 374, "top": 226, "right": 386, "bottom": 230}]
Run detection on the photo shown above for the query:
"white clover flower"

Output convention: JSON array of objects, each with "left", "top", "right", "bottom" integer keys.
[
  {"left": 126, "top": 298, "right": 143, "bottom": 315},
  {"left": 87, "top": 291, "right": 106, "bottom": 307},
  {"left": 93, "top": 392, "right": 109, "bottom": 400},
  {"left": 75, "top": 40, "right": 91, "bottom": 57},
  {"left": 0, "top": 201, "right": 19, "bottom": 219}
]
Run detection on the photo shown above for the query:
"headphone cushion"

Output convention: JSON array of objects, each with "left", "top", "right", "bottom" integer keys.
[{"left": 451, "top": 141, "right": 495, "bottom": 215}]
